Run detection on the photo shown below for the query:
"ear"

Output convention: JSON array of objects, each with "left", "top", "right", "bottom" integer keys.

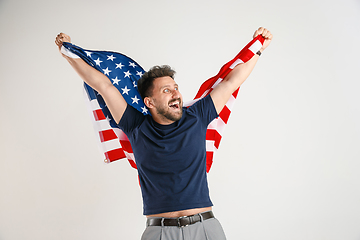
[{"left": 144, "top": 97, "right": 154, "bottom": 109}]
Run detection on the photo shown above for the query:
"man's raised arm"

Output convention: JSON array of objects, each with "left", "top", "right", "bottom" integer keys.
[
  {"left": 210, "top": 27, "right": 273, "bottom": 114},
  {"left": 55, "top": 33, "right": 127, "bottom": 124}
]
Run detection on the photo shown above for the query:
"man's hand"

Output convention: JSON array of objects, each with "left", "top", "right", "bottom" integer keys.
[
  {"left": 55, "top": 33, "right": 71, "bottom": 52},
  {"left": 253, "top": 27, "right": 273, "bottom": 52}
]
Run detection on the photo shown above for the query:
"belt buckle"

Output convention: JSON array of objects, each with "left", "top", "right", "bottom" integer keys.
[{"left": 177, "top": 216, "right": 189, "bottom": 228}]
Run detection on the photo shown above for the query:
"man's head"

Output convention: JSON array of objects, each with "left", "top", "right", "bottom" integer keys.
[
  {"left": 138, "top": 65, "right": 176, "bottom": 100},
  {"left": 138, "top": 65, "right": 183, "bottom": 124}
]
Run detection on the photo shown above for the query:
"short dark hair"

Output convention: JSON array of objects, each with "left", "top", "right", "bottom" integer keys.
[{"left": 138, "top": 65, "right": 176, "bottom": 99}]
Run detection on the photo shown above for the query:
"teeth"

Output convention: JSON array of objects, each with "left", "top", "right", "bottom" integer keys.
[{"left": 169, "top": 101, "right": 179, "bottom": 107}]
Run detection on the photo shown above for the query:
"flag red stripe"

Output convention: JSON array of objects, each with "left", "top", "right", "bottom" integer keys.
[
  {"left": 105, "top": 148, "right": 126, "bottom": 162},
  {"left": 206, "top": 129, "right": 222, "bottom": 149},
  {"left": 93, "top": 109, "right": 106, "bottom": 121},
  {"left": 128, "top": 159, "right": 137, "bottom": 169},
  {"left": 120, "top": 140, "right": 133, "bottom": 153},
  {"left": 232, "top": 88, "right": 239, "bottom": 98},
  {"left": 205, "top": 151, "right": 213, "bottom": 173},
  {"left": 219, "top": 105, "right": 231, "bottom": 124},
  {"left": 99, "top": 129, "right": 117, "bottom": 142},
  {"left": 213, "top": 131, "right": 222, "bottom": 149}
]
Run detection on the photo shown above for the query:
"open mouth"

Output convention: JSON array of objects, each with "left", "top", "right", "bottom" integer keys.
[{"left": 169, "top": 99, "right": 181, "bottom": 110}]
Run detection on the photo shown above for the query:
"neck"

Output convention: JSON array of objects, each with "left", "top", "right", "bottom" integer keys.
[{"left": 150, "top": 110, "right": 176, "bottom": 125}]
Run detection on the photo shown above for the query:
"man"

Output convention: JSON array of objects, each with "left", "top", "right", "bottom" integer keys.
[{"left": 55, "top": 27, "right": 272, "bottom": 240}]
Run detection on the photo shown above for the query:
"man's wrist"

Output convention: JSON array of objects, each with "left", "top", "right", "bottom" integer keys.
[{"left": 256, "top": 47, "right": 265, "bottom": 56}]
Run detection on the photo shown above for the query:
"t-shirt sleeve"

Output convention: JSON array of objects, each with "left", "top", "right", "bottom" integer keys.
[
  {"left": 188, "top": 95, "right": 219, "bottom": 125},
  {"left": 117, "top": 104, "right": 145, "bottom": 134}
]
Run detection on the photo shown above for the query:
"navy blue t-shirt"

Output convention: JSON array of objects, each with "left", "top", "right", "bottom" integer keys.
[{"left": 118, "top": 95, "right": 219, "bottom": 215}]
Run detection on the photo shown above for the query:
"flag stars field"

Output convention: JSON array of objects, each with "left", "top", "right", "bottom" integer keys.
[
  {"left": 107, "top": 55, "right": 116, "bottom": 61},
  {"left": 121, "top": 86, "right": 130, "bottom": 95},
  {"left": 94, "top": 58, "right": 103, "bottom": 66},
  {"left": 62, "top": 42, "right": 149, "bottom": 119},
  {"left": 115, "top": 62, "right": 124, "bottom": 69},
  {"left": 85, "top": 51, "right": 92, "bottom": 57},
  {"left": 112, "top": 76, "right": 121, "bottom": 85},
  {"left": 141, "top": 106, "right": 148, "bottom": 114},
  {"left": 124, "top": 70, "right": 131, "bottom": 78},
  {"left": 131, "top": 95, "right": 140, "bottom": 104},
  {"left": 103, "top": 67, "right": 112, "bottom": 76},
  {"left": 136, "top": 71, "right": 143, "bottom": 77}
]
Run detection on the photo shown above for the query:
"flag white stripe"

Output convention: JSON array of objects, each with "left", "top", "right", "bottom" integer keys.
[
  {"left": 216, "top": 117, "right": 227, "bottom": 134},
  {"left": 184, "top": 99, "right": 200, "bottom": 107},
  {"left": 206, "top": 140, "right": 216, "bottom": 151},
  {"left": 249, "top": 40, "right": 262, "bottom": 54},
  {"left": 229, "top": 59, "right": 244, "bottom": 69},
  {"left": 102, "top": 139, "right": 122, "bottom": 152},
  {"left": 200, "top": 89, "right": 210, "bottom": 99},
  {"left": 91, "top": 119, "right": 112, "bottom": 132},
  {"left": 61, "top": 46, "right": 80, "bottom": 58},
  {"left": 208, "top": 118, "right": 219, "bottom": 130},
  {"left": 90, "top": 99, "right": 101, "bottom": 110},
  {"left": 124, "top": 152, "right": 135, "bottom": 161},
  {"left": 225, "top": 94, "right": 236, "bottom": 110},
  {"left": 113, "top": 128, "right": 129, "bottom": 140},
  {"left": 211, "top": 78, "right": 223, "bottom": 89}
]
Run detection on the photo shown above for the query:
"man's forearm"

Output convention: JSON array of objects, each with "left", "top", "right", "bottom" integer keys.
[
  {"left": 224, "top": 52, "right": 260, "bottom": 92},
  {"left": 56, "top": 32, "right": 113, "bottom": 94},
  {"left": 55, "top": 32, "right": 128, "bottom": 124},
  {"left": 64, "top": 55, "right": 113, "bottom": 94},
  {"left": 210, "top": 27, "right": 272, "bottom": 114}
]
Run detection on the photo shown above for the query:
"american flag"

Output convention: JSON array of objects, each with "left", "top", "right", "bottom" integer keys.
[{"left": 61, "top": 35, "right": 264, "bottom": 172}]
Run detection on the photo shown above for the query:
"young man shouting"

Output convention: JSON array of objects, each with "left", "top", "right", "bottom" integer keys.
[{"left": 55, "top": 27, "right": 272, "bottom": 240}]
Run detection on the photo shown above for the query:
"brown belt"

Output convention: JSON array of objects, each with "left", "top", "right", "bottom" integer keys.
[{"left": 147, "top": 211, "right": 214, "bottom": 228}]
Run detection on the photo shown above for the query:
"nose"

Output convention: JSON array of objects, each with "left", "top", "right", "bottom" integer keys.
[{"left": 171, "top": 88, "right": 181, "bottom": 99}]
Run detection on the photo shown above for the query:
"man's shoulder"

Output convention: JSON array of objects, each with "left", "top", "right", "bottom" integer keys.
[
  {"left": 185, "top": 95, "right": 218, "bottom": 124},
  {"left": 117, "top": 104, "right": 146, "bottom": 130},
  {"left": 187, "top": 95, "right": 216, "bottom": 112}
]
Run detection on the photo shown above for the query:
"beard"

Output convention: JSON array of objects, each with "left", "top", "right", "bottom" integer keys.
[{"left": 155, "top": 98, "right": 183, "bottom": 122}]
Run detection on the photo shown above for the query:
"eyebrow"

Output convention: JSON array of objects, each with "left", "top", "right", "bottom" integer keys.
[{"left": 160, "top": 84, "right": 179, "bottom": 90}]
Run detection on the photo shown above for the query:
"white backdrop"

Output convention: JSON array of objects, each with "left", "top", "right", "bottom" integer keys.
[{"left": 1, "top": 0, "right": 360, "bottom": 239}]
